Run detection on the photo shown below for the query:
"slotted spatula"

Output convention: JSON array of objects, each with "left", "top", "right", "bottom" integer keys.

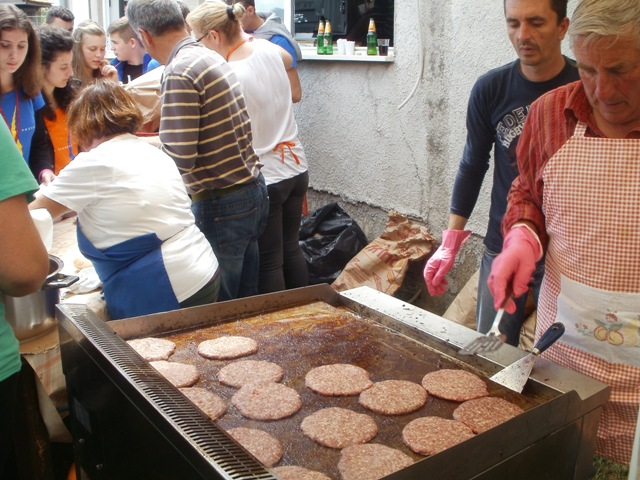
[
  {"left": 458, "top": 300, "right": 507, "bottom": 356},
  {"left": 490, "top": 322, "right": 565, "bottom": 392}
]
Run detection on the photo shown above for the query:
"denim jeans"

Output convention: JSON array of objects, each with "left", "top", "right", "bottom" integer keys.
[
  {"left": 258, "top": 171, "right": 309, "bottom": 293},
  {"left": 477, "top": 247, "right": 544, "bottom": 346},
  {"left": 191, "top": 174, "right": 268, "bottom": 301}
]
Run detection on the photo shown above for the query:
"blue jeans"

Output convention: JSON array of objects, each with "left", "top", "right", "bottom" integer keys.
[
  {"left": 477, "top": 248, "right": 544, "bottom": 346},
  {"left": 191, "top": 174, "right": 268, "bottom": 301}
]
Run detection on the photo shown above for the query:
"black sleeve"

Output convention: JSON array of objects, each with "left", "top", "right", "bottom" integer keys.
[{"left": 29, "top": 109, "right": 54, "bottom": 182}]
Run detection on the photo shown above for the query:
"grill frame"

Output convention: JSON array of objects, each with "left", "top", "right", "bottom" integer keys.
[{"left": 57, "top": 285, "right": 610, "bottom": 480}]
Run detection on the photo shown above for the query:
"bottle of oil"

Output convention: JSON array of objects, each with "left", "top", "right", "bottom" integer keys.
[
  {"left": 316, "top": 19, "right": 325, "bottom": 55},
  {"left": 324, "top": 20, "right": 333, "bottom": 55},
  {"left": 366, "top": 18, "right": 377, "bottom": 55}
]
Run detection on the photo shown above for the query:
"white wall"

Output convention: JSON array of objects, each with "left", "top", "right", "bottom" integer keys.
[{"left": 294, "top": 0, "right": 578, "bottom": 308}]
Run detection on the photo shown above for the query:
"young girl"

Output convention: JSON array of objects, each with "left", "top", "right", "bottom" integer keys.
[
  {"left": 38, "top": 26, "right": 79, "bottom": 180},
  {"left": 0, "top": 5, "right": 53, "bottom": 183},
  {"left": 71, "top": 20, "right": 118, "bottom": 86}
]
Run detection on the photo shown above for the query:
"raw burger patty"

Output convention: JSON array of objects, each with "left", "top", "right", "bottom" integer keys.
[
  {"left": 127, "top": 337, "right": 176, "bottom": 361},
  {"left": 402, "top": 416, "right": 475, "bottom": 455},
  {"left": 197, "top": 336, "right": 258, "bottom": 360},
  {"left": 227, "top": 427, "right": 283, "bottom": 467},
  {"left": 338, "top": 443, "right": 413, "bottom": 480},
  {"left": 421, "top": 369, "right": 489, "bottom": 402},
  {"left": 217, "top": 360, "right": 284, "bottom": 388},
  {"left": 150, "top": 360, "right": 199, "bottom": 388},
  {"left": 305, "top": 364, "right": 373, "bottom": 396},
  {"left": 231, "top": 381, "right": 302, "bottom": 420},
  {"left": 179, "top": 387, "right": 227, "bottom": 421},
  {"left": 301, "top": 407, "right": 378, "bottom": 449},
  {"left": 358, "top": 380, "right": 427, "bottom": 415},
  {"left": 453, "top": 396, "right": 524, "bottom": 433},
  {"left": 271, "top": 465, "right": 332, "bottom": 480}
]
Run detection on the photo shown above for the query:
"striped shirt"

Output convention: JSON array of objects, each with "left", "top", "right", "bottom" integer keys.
[
  {"left": 503, "top": 80, "right": 640, "bottom": 249},
  {"left": 159, "top": 38, "right": 260, "bottom": 194}
]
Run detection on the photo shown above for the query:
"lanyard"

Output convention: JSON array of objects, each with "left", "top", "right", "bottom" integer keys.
[
  {"left": 225, "top": 38, "right": 247, "bottom": 61},
  {"left": 0, "top": 89, "right": 22, "bottom": 152},
  {"left": 67, "top": 133, "right": 75, "bottom": 160}
]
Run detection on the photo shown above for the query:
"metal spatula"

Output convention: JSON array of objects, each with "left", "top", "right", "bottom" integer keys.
[
  {"left": 458, "top": 301, "right": 507, "bottom": 356},
  {"left": 490, "top": 322, "right": 565, "bottom": 392}
]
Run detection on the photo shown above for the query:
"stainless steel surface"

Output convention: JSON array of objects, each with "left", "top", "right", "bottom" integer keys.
[
  {"left": 3, "top": 254, "right": 76, "bottom": 341},
  {"left": 57, "top": 285, "right": 611, "bottom": 480},
  {"left": 490, "top": 322, "right": 565, "bottom": 393}
]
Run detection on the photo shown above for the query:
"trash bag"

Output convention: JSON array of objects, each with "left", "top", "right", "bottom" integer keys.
[{"left": 299, "top": 203, "right": 368, "bottom": 285}]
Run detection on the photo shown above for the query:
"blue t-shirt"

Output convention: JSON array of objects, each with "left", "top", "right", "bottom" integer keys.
[
  {"left": 450, "top": 57, "right": 579, "bottom": 253},
  {"left": 0, "top": 89, "right": 45, "bottom": 165},
  {"left": 0, "top": 119, "right": 39, "bottom": 382},
  {"left": 110, "top": 53, "right": 157, "bottom": 82},
  {"left": 269, "top": 34, "right": 298, "bottom": 68}
]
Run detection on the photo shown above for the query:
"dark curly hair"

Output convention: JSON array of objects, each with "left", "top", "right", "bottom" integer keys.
[{"left": 37, "top": 25, "right": 79, "bottom": 120}]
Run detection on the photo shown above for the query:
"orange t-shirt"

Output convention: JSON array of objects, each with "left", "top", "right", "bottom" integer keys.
[{"left": 44, "top": 108, "right": 78, "bottom": 175}]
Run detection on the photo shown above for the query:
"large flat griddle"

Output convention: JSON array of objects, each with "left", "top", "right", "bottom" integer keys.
[
  {"left": 58, "top": 285, "right": 610, "bottom": 480},
  {"left": 148, "top": 300, "right": 539, "bottom": 477}
]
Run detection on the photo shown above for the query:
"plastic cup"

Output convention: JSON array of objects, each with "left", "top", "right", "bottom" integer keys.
[
  {"left": 377, "top": 38, "right": 390, "bottom": 56},
  {"left": 337, "top": 38, "right": 346, "bottom": 55},
  {"left": 345, "top": 41, "right": 355, "bottom": 55}
]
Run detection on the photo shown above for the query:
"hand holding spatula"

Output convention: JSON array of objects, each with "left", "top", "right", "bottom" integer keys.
[{"left": 458, "top": 297, "right": 509, "bottom": 355}]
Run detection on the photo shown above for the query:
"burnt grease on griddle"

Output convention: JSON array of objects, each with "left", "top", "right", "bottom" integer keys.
[{"left": 158, "top": 301, "right": 542, "bottom": 478}]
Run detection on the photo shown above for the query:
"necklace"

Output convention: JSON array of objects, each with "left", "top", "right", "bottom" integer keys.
[
  {"left": 225, "top": 38, "right": 247, "bottom": 61},
  {"left": 0, "top": 89, "right": 22, "bottom": 153}
]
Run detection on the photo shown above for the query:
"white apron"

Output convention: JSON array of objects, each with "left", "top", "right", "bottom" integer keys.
[{"left": 538, "top": 121, "right": 640, "bottom": 464}]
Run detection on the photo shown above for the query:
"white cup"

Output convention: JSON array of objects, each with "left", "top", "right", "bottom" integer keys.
[
  {"left": 345, "top": 41, "right": 355, "bottom": 55},
  {"left": 337, "top": 38, "right": 346, "bottom": 55},
  {"left": 30, "top": 208, "right": 53, "bottom": 252}
]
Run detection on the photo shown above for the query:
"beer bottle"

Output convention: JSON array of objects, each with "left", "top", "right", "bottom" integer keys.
[
  {"left": 324, "top": 20, "right": 333, "bottom": 55},
  {"left": 366, "top": 18, "right": 377, "bottom": 55},
  {"left": 316, "top": 19, "right": 325, "bottom": 55}
]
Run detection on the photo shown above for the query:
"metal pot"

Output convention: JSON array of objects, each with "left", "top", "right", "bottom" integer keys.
[{"left": 2, "top": 254, "right": 79, "bottom": 342}]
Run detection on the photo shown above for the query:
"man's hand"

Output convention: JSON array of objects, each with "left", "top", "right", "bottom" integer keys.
[
  {"left": 423, "top": 229, "right": 472, "bottom": 296},
  {"left": 488, "top": 225, "right": 542, "bottom": 313}
]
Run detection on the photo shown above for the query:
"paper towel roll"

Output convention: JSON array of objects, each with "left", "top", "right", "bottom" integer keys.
[{"left": 30, "top": 208, "right": 53, "bottom": 252}]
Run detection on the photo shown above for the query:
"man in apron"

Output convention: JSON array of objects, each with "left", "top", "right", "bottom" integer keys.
[{"left": 488, "top": 0, "right": 640, "bottom": 465}]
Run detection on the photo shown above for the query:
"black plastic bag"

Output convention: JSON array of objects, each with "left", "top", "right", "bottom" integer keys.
[{"left": 299, "top": 203, "right": 368, "bottom": 285}]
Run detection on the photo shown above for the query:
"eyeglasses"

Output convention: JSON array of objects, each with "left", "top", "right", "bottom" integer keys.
[{"left": 195, "top": 32, "right": 208, "bottom": 43}]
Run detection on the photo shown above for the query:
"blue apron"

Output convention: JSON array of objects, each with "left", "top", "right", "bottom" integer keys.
[{"left": 77, "top": 223, "right": 180, "bottom": 319}]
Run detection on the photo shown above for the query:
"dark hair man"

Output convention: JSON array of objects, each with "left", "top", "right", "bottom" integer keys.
[
  {"left": 424, "top": 0, "right": 578, "bottom": 346},
  {"left": 45, "top": 6, "right": 74, "bottom": 32}
]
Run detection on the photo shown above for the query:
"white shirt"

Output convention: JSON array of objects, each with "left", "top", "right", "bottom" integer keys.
[
  {"left": 43, "top": 134, "right": 218, "bottom": 302},
  {"left": 229, "top": 42, "right": 308, "bottom": 185}
]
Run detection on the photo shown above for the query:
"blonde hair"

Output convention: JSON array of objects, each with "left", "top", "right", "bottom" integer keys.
[
  {"left": 72, "top": 20, "right": 107, "bottom": 86},
  {"left": 569, "top": 0, "right": 640, "bottom": 48},
  {"left": 187, "top": 1, "right": 245, "bottom": 39}
]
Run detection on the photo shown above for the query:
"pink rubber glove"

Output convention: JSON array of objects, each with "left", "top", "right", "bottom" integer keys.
[
  {"left": 423, "top": 229, "right": 472, "bottom": 296},
  {"left": 488, "top": 225, "right": 542, "bottom": 314}
]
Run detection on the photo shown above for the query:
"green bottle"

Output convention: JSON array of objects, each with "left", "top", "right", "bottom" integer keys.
[
  {"left": 324, "top": 20, "right": 333, "bottom": 55},
  {"left": 316, "top": 19, "right": 325, "bottom": 55},
  {"left": 366, "top": 18, "right": 377, "bottom": 55}
]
